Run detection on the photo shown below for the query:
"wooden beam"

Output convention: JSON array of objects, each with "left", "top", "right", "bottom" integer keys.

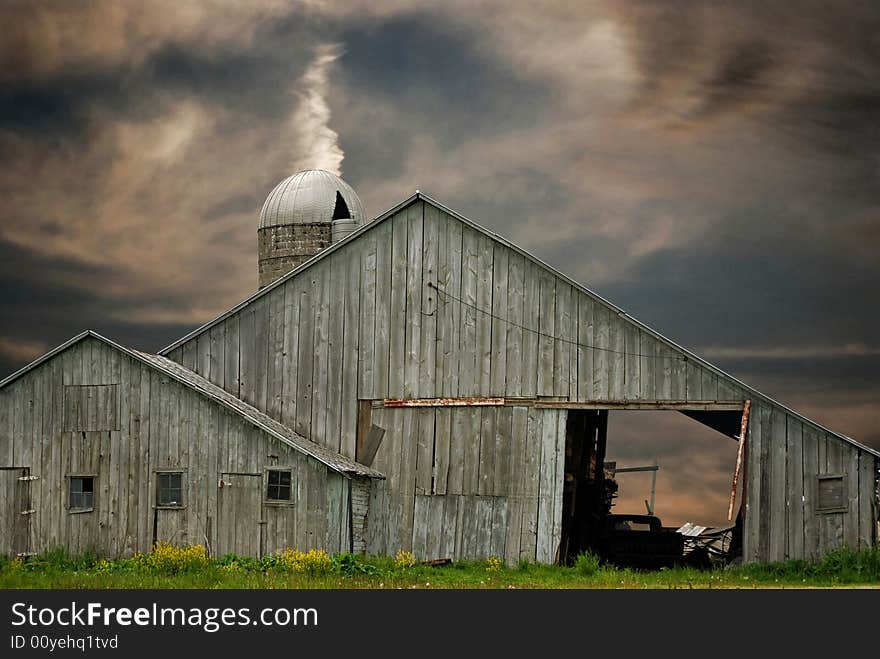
[
  {"left": 728, "top": 400, "right": 751, "bottom": 521},
  {"left": 377, "top": 397, "right": 744, "bottom": 411},
  {"left": 533, "top": 400, "right": 745, "bottom": 411}
]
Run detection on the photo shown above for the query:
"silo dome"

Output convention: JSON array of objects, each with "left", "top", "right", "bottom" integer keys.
[
  {"left": 259, "top": 169, "right": 365, "bottom": 229},
  {"left": 257, "top": 169, "right": 366, "bottom": 289}
]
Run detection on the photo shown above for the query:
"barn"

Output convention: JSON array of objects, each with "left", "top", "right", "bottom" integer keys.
[{"left": 1, "top": 169, "right": 878, "bottom": 565}]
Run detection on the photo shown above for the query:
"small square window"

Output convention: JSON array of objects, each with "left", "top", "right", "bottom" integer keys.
[
  {"left": 267, "top": 470, "right": 292, "bottom": 501},
  {"left": 817, "top": 474, "right": 846, "bottom": 513},
  {"left": 69, "top": 476, "right": 94, "bottom": 510},
  {"left": 157, "top": 472, "right": 184, "bottom": 507}
]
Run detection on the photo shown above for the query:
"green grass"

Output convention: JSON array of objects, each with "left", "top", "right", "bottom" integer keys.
[{"left": 2, "top": 546, "right": 880, "bottom": 589}]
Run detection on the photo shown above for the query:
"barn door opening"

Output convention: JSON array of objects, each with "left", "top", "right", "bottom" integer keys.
[
  {"left": 0, "top": 467, "right": 31, "bottom": 557},
  {"left": 217, "top": 473, "right": 263, "bottom": 558},
  {"left": 559, "top": 411, "right": 609, "bottom": 564},
  {"left": 600, "top": 409, "right": 743, "bottom": 568}
]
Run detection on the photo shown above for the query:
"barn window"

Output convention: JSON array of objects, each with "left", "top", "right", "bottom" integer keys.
[
  {"left": 817, "top": 474, "right": 846, "bottom": 513},
  {"left": 156, "top": 472, "right": 184, "bottom": 507},
  {"left": 68, "top": 476, "right": 94, "bottom": 511},
  {"left": 266, "top": 469, "right": 292, "bottom": 501}
]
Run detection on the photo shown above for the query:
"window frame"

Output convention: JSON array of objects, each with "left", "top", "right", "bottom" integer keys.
[
  {"left": 67, "top": 474, "right": 96, "bottom": 513},
  {"left": 155, "top": 469, "right": 186, "bottom": 509},
  {"left": 816, "top": 473, "right": 847, "bottom": 514},
  {"left": 264, "top": 467, "right": 294, "bottom": 505}
]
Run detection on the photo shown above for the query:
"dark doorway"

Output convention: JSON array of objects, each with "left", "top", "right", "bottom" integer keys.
[{"left": 559, "top": 410, "right": 611, "bottom": 564}]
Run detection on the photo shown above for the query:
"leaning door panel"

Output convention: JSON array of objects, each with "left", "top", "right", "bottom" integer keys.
[{"left": 0, "top": 468, "right": 30, "bottom": 557}]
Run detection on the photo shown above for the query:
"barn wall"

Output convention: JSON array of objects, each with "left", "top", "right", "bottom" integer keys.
[
  {"left": 163, "top": 197, "right": 877, "bottom": 562},
  {"left": 0, "top": 337, "right": 352, "bottom": 558},
  {"left": 363, "top": 406, "right": 566, "bottom": 565},
  {"left": 166, "top": 200, "right": 743, "bottom": 459},
  {"left": 743, "top": 400, "right": 877, "bottom": 563}
]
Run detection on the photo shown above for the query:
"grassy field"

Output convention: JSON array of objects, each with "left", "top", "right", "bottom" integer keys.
[{"left": 2, "top": 544, "right": 880, "bottom": 589}]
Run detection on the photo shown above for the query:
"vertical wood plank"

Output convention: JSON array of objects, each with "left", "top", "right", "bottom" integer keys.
[
  {"left": 439, "top": 214, "right": 462, "bottom": 397},
  {"left": 608, "top": 314, "right": 625, "bottom": 400},
  {"left": 341, "top": 244, "right": 361, "bottom": 459},
  {"left": 536, "top": 409, "right": 557, "bottom": 563},
  {"left": 462, "top": 408, "right": 482, "bottom": 494},
  {"left": 266, "top": 289, "right": 285, "bottom": 422},
  {"left": 357, "top": 226, "right": 377, "bottom": 400},
  {"left": 577, "top": 294, "right": 594, "bottom": 401},
  {"left": 490, "top": 245, "right": 509, "bottom": 396},
  {"left": 801, "top": 425, "right": 820, "bottom": 560},
  {"left": 419, "top": 202, "right": 439, "bottom": 397},
  {"left": 458, "top": 227, "right": 479, "bottom": 397},
  {"left": 388, "top": 209, "right": 409, "bottom": 397},
  {"left": 403, "top": 202, "right": 424, "bottom": 398},
  {"left": 701, "top": 368, "right": 719, "bottom": 401},
  {"left": 768, "top": 408, "right": 787, "bottom": 562},
  {"left": 537, "top": 272, "right": 556, "bottom": 397},
  {"left": 553, "top": 282, "right": 572, "bottom": 398},
  {"left": 415, "top": 408, "right": 434, "bottom": 495},
  {"left": 624, "top": 322, "right": 640, "bottom": 401},
  {"left": 494, "top": 406, "right": 513, "bottom": 497},
  {"left": 209, "top": 324, "right": 225, "bottom": 389},
  {"left": 478, "top": 406, "right": 496, "bottom": 496},
  {"left": 224, "top": 317, "right": 240, "bottom": 400},
  {"left": 592, "top": 306, "right": 610, "bottom": 400},
  {"left": 441, "top": 494, "right": 458, "bottom": 559},
  {"left": 475, "top": 233, "right": 494, "bottom": 394},
  {"left": 295, "top": 272, "right": 315, "bottom": 437},
  {"left": 433, "top": 407, "right": 451, "bottom": 495},
  {"left": 373, "top": 219, "right": 393, "bottom": 398},
  {"left": 311, "top": 263, "right": 331, "bottom": 448},
  {"left": 685, "top": 361, "right": 701, "bottom": 401},
  {"left": 280, "top": 280, "right": 300, "bottom": 428},
  {"left": 505, "top": 253, "right": 525, "bottom": 397},
  {"left": 858, "top": 453, "right": 877, "bottom": 549},
  {"left": 844, "top": 444, "right": 860, "bottom": 549},
  {"left": 239, "top": 308, "right": 256, "bottom": 406},
  {"left": 505, "top": 406, "right": 528, "bottom": 565},
  {"left": 446, "top": 409, "right": 465, "bottom": 495},
  {"left": 786, "top": 416, "right": 804, "bottom": 560}
]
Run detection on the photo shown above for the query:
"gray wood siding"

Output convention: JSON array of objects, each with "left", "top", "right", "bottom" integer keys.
[
  {"left": 0, "top": 337, "right": 352, "bottom": 558},
  {"left": 742, "top": 400, "right": 877, "bottom": 563},
  {"left": 165, "top": 202, "right": 734, "bottom": 455},
  {"left": 161, "top": 197, "right": 878, "bottom": 563},
  {"left": 364, "top": 406, "right": 565, "bottom": 565}
]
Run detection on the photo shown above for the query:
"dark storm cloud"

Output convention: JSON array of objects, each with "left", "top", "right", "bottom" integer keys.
[
  {"left": 0, "top": 238, "right": 190, "bottom": 376},
  {"left": 205, "top": 194, "right": 262, "bottom": 221},
  {"left": 615, "top": 0, "right": 880, "bottom": 152},
  {"left": 603, "top": 211, "right": 880, "bottom": 351},
  {"left": 0, "top": 26, "right": 319, "bottom": 140},
  {"left": 333, "top": 13, "right": 552, "bottom": 187}
]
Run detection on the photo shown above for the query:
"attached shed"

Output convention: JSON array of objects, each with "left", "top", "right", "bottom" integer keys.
[{"left": 0, "top": 332, "right": 381, "bottom": 558}]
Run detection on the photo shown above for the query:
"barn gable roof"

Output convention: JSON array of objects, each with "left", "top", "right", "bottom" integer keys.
[
  {"left": 155, "top": 192, "right": 879, "bottom": 460},
  {"left": 0, "top": 330, "right": 383, "bottom": 478}
]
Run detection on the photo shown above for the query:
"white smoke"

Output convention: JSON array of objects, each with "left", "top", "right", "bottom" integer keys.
[{"left": 290, "top": 43, "right": 345, "bottom": 175}]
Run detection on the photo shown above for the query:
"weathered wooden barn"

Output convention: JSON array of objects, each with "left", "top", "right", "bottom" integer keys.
[{"left": 1, "top": 169, "right": 878, "bottom": 564}]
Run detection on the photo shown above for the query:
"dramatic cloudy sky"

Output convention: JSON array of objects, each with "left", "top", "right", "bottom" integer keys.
[{"left": 2, "top": 1, "right": 879, "bottom": 525}]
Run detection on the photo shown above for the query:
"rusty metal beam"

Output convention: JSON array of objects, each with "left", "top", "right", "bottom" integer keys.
[
  {"left": 728, "top": 399, "right": 751, "bottom": 521},
  {"left": 381, "top": 397, "right": 505, "bottom": 408}
]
